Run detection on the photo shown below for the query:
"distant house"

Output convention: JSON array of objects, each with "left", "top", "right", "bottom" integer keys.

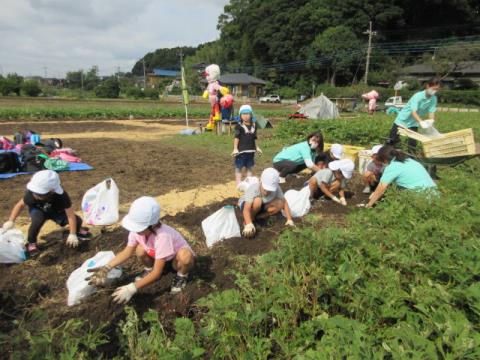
[
  {"left": 201, "top": 73, "right": 268, "bottom": 98},
  {"left": 402, "top": 61, "right": 480, "bottom": 87},
  {"left": 147, "top": 68, "right": 180, "bottom": 88}
]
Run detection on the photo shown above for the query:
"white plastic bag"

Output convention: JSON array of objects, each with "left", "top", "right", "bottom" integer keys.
[
  {"left": 419, "top": 121, "right": 443, "bottom": 139},
  {"left": 201, "top": 206, "right": 241, "bottom": 248},
  {"left": 236, "top": 176, "right": 259, "bottom": 192},
  {"left": 66, "top": 251, "right": 122, "bottom": 306},
  {"left": 283, "top": 186, "right": 311, "bottom": 218},
  {"left": 0, "top": 229, "right": 26, "bottom": 263},
  {"left": 81, "top": 178, "right": 119, "bottom": 226}
]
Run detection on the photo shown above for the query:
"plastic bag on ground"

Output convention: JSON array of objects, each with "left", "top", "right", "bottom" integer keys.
[
  {"left": 67, "top": 251, "right": 122, "bottom": 306},
  {"left": 201, "top": 206, "right": 241, "bottom": 248},
  {"left": 282, "top": 186, "right": 311, "bottom": 218},
  {"left": 81, "top": 178, "right": 119, "bottom": 226},
  {"left": 0, "top": 229, "right": 26, "bottom": 263},
  {"left": 237, "top": 176, "right": 259, "bottom": 192}
]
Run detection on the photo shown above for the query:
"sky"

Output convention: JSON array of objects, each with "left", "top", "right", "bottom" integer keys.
[{"left": 0, "top": 0, "right": 229, "bottom": 78}]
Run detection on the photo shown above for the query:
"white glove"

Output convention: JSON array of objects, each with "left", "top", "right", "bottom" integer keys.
[
  {"left": 256, "top": 147, "right": 263, "bottom": 156},
  {"left": 231, "top": 149, "right": 239, "bottom": 157},
  {"left": 242, "top": 223, "right": 256, "bottom": 238},
  {"left": 285, "top": 219, "right": 295, "bottom": 227},
  {"left": 339, "top": 197, "right": 347, "bottom": 206},
  {"left": 331, "top": 196, "right": 341, "bottom": 204},
  {"left": 1, "top": 220, "right": 14, "bottom": 233},
  {"left": 112, "top": 283, "right": 137, "bottom": 304},
  {"left": 66, "top": 234, "right": 79, "bottom": 248},
  {"left": 419, "top": 120, "right": 431, "bottom": 129},
  {"left": 356, "top": 203, "right": 366, "bottom": 208},
  {"left": 86, "top": 265, "right": 112, "bottom": 286}
]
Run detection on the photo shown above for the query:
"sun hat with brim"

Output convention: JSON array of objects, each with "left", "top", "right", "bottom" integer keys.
[
  {"left": 328, "top": 159, "right": 355, "bottom": 179},
  {"left": 26, "top": 170, "right": 63, "bottom": 195},
  {"left": 239, "top": 104, "right": 253, "bottom": 115},
  {"left": 371, "top": 145, "right": 383, "bottom": 154},
  {"left": 260, "top": 167, "right": 280, "bottom": 192},
  {"left": 330, "top": 144, "right": 344, "bottom": 159},
  {"left": 121, "top": 196, "right": 161, "bottom": 233}
]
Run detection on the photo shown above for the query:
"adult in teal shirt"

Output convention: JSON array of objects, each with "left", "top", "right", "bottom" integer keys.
[
  {"left": 387, "top": 78, "right": 441, "bottom": 151},
  {"left": 366, "top": 145, "right": 437, "bottom": 208},
  {"left": 273, "top": 132, "right": 324, "bottom": 183}
]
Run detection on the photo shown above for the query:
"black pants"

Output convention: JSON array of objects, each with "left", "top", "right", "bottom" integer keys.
[
  {"left": 28, "top": 207, "right": 82, "bottom": 244},
  {"left": 387, "top": 123, "right": 418, "bottom": 152},
  {"left": 273, "top": 160, "right": 306, "bottom": 178}
]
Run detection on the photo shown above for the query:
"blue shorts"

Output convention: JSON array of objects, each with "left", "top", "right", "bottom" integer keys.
[{"left": 234, "top": 152, "right": 255, "bottom": 170}]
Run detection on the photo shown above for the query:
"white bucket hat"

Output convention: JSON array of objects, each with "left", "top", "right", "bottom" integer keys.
[
  {"left": 329, "top": 159, "right": 355, "bottom": 179},
  {"left": 121, "top": 196, "right": 161, "bottom": 233},
  {"left": 26, "top": 170, "right": 63, "bottom": 195},
  {"left": 239, "top": 104, "right": 253, "bottom": 115},
  {"left": 260, "top": 168, "right": 280, "bottom": 192},
  {"left": 371, "top": 145, "right": 383, "bottom": 155},
  {"left": 330, "top": 144, "right": 344, "bottom": 159}
]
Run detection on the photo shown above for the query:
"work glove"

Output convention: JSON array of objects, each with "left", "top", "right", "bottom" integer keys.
[
  {"left": 242, "top": 223, "right": 256, "bottom": 238},
  {"left": 1, "top": 220, "right": 14, "bottom": 233},
  {"left": 339, "top": 197, "right": 347, "bottom": 206},
  {"left": 256, "top": 147, "right": 263, "bottom": 156},
  {"left": 231, "top": 149, "right": 239, "bottom": 157},
  {"left": 419, "top": 120, "right": 431, "bottom": 129},
  {"left": 112, "top": 283, "right": 137, "bottom": 304},
  {"left": 66, "top": 234, "right": 79, "bottom": 248},
  {"left": 285, "top": 219, "right": 295, "bottom": 227},
  {"left": 86, "top": 265, "right": 112, "bottom": 286},
  {"left": 331, "top": 196, "right": 341, "bottom": 204}
]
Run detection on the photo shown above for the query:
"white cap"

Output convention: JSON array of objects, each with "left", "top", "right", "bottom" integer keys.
[
  {"left": 260, "top": 168, "right": 280, "bottom": 192},
  {"left": 239, "top": 104, "right": 253, "bottom": 115},
  {"left": 121, "top": 196, "right": 161, "bottom": 233},
  {"left": 371, "top": 145, "right": 383, "bottom": 155},
  {"left": 27, "top": 170, "right": 63, "bottom": 195},
  {"left": 330, "top": 144, "right": 344, "bottom": 159},
  {"left": 329, "top": 159, "right": 355, "bottom": 179}
]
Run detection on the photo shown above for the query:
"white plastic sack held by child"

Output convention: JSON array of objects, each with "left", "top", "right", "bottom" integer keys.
[
  {"left": 236, "top": 176, "right": 259, "bottom": 192},
  {"left": 201, "top": 205, "right": 241, "bottom": 248},
  {"left": 67, "top": 251, "right": 122, "bottom": 306},
  {"left": 82, "top": 178, "right": 119, "bottom": 226},
  {"left": 283, "top": 186, "right": 311, "bottom": 218},
  {"left": 0, "top": 229, "right": 26, "bottom": 263}
]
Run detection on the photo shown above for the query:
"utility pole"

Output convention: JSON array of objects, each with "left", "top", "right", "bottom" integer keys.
[
  {"left": 142, "top": 58, "right": 146, "bottom": 90},
  {"left": 43, "top": 66, "right": 48, "bottom": 79},
  {"left": 363, "top": 21, "right": 377, "bottom": 84},
  {"left": 116, "top": 66, "right": 121, "bottom": 81},
  {"left": 80, "top": 69, "right": 84, "bottom": 91}
]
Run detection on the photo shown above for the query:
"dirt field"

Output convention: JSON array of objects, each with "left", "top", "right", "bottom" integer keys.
[{"left": 0, "top": 119, "right": 369, "bottom": 357}]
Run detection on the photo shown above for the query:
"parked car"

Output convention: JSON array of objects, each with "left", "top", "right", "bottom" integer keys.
[
  {"left": 385, "top": 96, "right": 405, "bottom": 109},
  {"left": 259, "top": 94, "right": 281, "bottom": 103}
]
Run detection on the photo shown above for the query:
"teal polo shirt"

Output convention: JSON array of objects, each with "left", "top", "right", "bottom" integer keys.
[
  {"left": 273, "top": 141, "right": 315, "bottom": 165},
  {"left": 394, "top": 90, "right": 437, "bottom": 128},
  {"left": 380, "top": 158, "right": 437, "bottom": 190}
]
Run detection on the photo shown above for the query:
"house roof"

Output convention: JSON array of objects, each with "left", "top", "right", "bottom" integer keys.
[
  {"left": 151, "top": 69, "right": 180, "bottom": 77},
  {"left": 201, "top": 73, "right": 267, "bottom": 85},
  {"left": 403, "top": 61, "right": 480, "bottom": 75}
]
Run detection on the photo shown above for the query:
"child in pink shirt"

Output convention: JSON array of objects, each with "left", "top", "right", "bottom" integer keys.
[{"left": 87, "top": 197, "right": 195, "bottom": 304}]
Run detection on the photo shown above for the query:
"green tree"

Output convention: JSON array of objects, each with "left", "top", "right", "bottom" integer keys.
[
  {"left": 94, "top": 77, "right": 120, "bottom": 98},
  {"left": 0, "top": 74, "right": 23, "bottom": 96},
  {"left": 21, "top": 80, "right": 42, "bottom": 97}
]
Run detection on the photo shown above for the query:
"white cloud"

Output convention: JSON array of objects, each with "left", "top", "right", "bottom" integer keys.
[{"left": 0, "top": 0, "right": 229, "bottom": 77}]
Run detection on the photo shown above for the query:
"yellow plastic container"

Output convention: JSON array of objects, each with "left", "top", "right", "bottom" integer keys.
[{"left": 324, "top": 143, "right": 367, "bottom": 169}]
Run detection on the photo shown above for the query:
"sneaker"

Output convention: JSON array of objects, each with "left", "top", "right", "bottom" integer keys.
[
  {"left": 279, "top": 177, "right": 286, "bottom": 184},
  {"left": 27, "top": 243, "right": 39, "bottom": 257},
  {"left": 135, "top": 267, "right": 152, "bottom": 281},
  {"left": 77, "top": 228, "right": 93, "bottom": 241},
  {"left": 170, "top": 274, "right": 188, "bottom": 294},
  {"left": 362, "top": 186, "right": 371, "bottom": 194}
]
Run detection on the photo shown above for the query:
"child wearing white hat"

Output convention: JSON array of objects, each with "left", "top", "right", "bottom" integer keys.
[
  {"left": 308, "top": 159, "right": 355, "bottom": 206},
  {"left": 1, "top": 170, "right": 91, "bottom": 256},
  {"left": 315, "top": 143, "right": 344, "bottom": 169},
  {"left": 232, "top": 104, "right": 262, "bottom": 185},
  {"left": 239, "top": 168, "right": 294, "bottom": 238},
  {"left": 86, "top": 196, "right": 195, "bottom": 303},
  {"left": 362, "top": 145, "right": 385, "bottom": 194}
]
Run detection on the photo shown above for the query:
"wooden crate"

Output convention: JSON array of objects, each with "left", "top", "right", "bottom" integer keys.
[{"left": 398, "top": 127, "right": 476, "bottom": 158}]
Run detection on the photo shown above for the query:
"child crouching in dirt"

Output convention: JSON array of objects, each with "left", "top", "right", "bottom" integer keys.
[
  {"left": 232, "top": 105, "right": 262, "bottom": 186},
  {"left": 308, "top": 159, "right": 355, "bottom": 205},
  {"left": 86, "top": 196, "right": 195, "bottom": 304},
  {"left": 1, "top": 170, "right": 91, "bottom": 257},
  {"left": 239, "top": 168, "right": 294, "bottom": 238}
]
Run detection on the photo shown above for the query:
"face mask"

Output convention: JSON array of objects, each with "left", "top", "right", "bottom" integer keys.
[
  {"left": 426, "top": 89, "right": 437, "bottom": 96},
  {"left": 309, "top": 141, "right": 318, "bottom": 150}
]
